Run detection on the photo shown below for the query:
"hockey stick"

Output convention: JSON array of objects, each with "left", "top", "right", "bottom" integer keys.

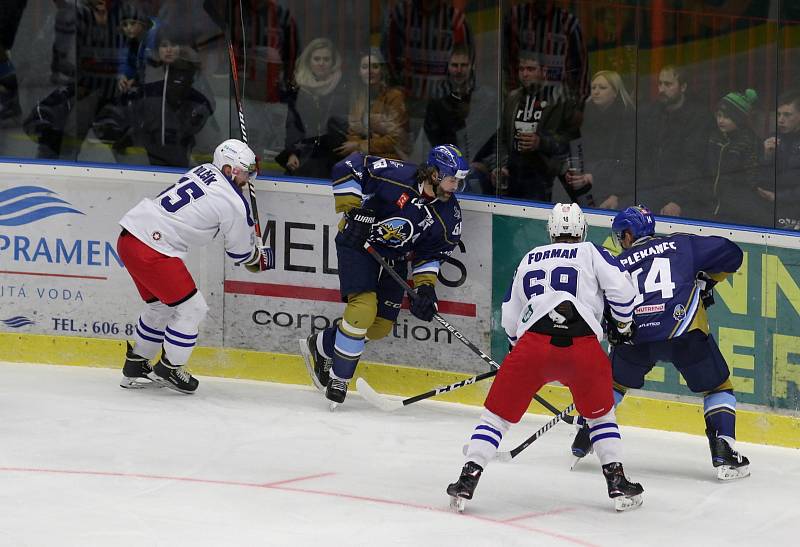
[
  {"left": 205, "top": 1, "right": 266, "bottom": 271},
  {"left": 361, "top": 242, "right": 572, "bottom": 422},
  {"left": 356, "top": 369, "right": 497, "bottom": 412},
  {"left": 461, "top": 402, "right": 576, "bottom": 462}
]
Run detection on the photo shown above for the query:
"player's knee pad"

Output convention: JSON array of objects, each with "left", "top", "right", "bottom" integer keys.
[
  {"left": 343, "top": 291, "right": 378, "bottom": 332},
  {"left": 366, "top": 317, "right": 394, "bottom": 341},
  {"left": 168, "top": 290, "right": 208, "bottom": 335},
  {"left": 162, "top": 291, "right": 208, "bottom": 366},
  {"left": 480, "top": 410, "right": 512, "bottom": 436}
]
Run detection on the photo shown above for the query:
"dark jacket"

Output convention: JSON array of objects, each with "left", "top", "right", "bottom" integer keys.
[
  {"left": 498, "top": 84, "right": 579, "bottom": 200},
  {"left": 280, "top": 82, "right": 349, "bottom": 179},
  {"left": 704, "top": 128, "right": 768, "bottom": 227},
  {"left": 580, "top": 99, "right": 635, "bottom": 207},
  {"left": 636, "top": 99, "right": 714, "bottom": 216},
  {"left": 762, "top": 129, "right": 800, "bottom": 230}
]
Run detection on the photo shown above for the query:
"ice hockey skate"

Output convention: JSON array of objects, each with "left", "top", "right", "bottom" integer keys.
[
  {"left": 446, "top": 461, "right": 483, "bottom": 513},
  {"left": 150, "top": 355, "right": 198, "bottom": 394},
  {"left": 299, "top": 333, "right": 332, "bottom": 392},
  {"left": 602, "top": 462, "right": 643, "bottom": 511},
  {"left": 570, "top": 421, "right": 592, "bottom": 470},
  {"left": 707, "top": 430, "right": 750, "bottom": 480},
  {"left": 120, "top": 342, "right": 163, "bottom": 389},
  {"left": 325, "top": 376, "right": 349, "bottom": 411}
]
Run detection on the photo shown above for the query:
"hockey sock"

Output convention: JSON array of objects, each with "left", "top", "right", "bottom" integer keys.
[
  {"left": 162, "top": 291, "right": 208, "bottom": 366},
  {"left": 133, "top": 300, "right": 173, "bottom": 360},
  {"left": 704, "top": 389, "right": 737, "bottom": 444},
  {"left": 331, "top": 319, "right": 366, "bottom": 380},
  {"left": 464, "top": 411, "right": 510, "bottom": 469},
  {"left": 587, "top": 408, "right": 623, "bottom": 465}
]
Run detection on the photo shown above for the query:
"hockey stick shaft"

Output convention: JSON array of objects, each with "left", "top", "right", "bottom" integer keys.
[
  {"left": 362, "top": 242, "right": 571, "bottom": 421},
  {"left": 505, "top": 402, "right": 576, "bottom": 460},
  {"left": 222, "top": 10, "right": 266, "bottom": 271},
  {"left": 403, "top": 368, "right": 498, "bottom": 405}
]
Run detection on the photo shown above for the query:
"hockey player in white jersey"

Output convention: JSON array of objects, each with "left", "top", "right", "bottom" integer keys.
[
  {"left": 117, "top": 139, "right": 274, "bottom": 393},
  {"left": 447, "top": 203, "right": 644, "bottom": 512}
]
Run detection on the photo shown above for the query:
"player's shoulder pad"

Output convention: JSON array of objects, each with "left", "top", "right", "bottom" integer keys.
[
  {"left": 592, "top": 242, "right": 626, "bottom": 272},
  {"left": 332, "top": 152, "right": 367, "bottom": 180},
  {"left": 365, "top": 155, "right": 417, "bottom": 181}
]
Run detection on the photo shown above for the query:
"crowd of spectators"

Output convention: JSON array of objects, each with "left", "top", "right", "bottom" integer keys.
[{"left": 0, "top": 0, "right": 798, "bottom": 232}]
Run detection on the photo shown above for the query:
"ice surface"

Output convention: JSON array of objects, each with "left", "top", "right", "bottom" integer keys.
[{"left": 0, "top": 363, "right": 796, "bottom": 547}]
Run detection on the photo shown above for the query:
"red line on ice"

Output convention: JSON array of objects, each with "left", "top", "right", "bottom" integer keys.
[
  {"left": 502, "top": 508, "right": 577, "bottom": 522},
  {"left": 0, "top": 466, "right": 594, "bottom": 546}
]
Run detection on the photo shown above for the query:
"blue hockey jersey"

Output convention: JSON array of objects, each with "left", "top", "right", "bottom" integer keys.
[
  {"left": 331, "top": 152, "right": 463, "bottom": 284},
  {"left": 617, "top": 233, "right": 743, "bottom": 343}
]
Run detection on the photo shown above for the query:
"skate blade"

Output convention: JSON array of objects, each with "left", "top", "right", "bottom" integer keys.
[
  {"left": 570, "top": 456, "right": 583, "bottom": 471},
  {"left": 613, "top": 494, "right": 643, "bottom": 512},
  {"left": 328, "top": 401, "right": 339, "bottom": 412},
  {"left": 119, "top": 377, "right": 164, "bottom": 389},
  {"left": 449, "top": 495, "right": 466, "bottom": 513},
  {"left": 298, "top": 339, "right": 325, "bottom": 392},
  {"left": 146, "top": 372, "right": 196, "bottom": 395},
  {"left": 717, "top": 464, "right": 750, "bottom": 481}
]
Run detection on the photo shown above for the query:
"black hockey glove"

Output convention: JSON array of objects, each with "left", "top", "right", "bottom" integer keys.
[
  {"left": 340, "top": 207, "right": 376, "bottom": 249},
  {"left": 697, "top": 272, "right": 717, "bottom": 309},
  {"left": 606, "top": 318, "right": 637, "bottom": 346},
  {"left": 410, "top": 284, "right": 438, "bottom": 322}
]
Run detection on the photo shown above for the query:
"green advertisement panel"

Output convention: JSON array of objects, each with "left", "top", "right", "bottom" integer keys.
[{"left": 491, "top": 215, "right": 800, "bottom": 412}]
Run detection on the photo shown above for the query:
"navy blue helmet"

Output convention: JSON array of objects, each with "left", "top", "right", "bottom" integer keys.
[
  {"left": 612, "top": 205, "right": 656, "bottom": 246},
  {"left": 427, "top": 144, "right": 469, "bottom": 191}
]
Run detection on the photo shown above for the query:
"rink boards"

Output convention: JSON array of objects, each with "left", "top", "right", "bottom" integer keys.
[{"left": 0, "top": 161, "right": 798, "bottom": 448}]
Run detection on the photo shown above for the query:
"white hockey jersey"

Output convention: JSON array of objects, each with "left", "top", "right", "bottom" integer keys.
[
  {"left": 502, "top": 242, "right": 638, "bottom": 344},
  {"left": 120, "top": 163, "right": 256, "bottom": 262}
]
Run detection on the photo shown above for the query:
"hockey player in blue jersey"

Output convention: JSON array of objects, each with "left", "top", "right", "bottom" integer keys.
[
  {"left": 571, "top": 205, "right": 750, "bottom": 480},
  {"left": 299, "top": 144, "right": 469, "bottom": 408}
]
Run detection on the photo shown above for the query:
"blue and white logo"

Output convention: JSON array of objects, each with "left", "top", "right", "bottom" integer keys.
[
  {"left": 1, "top": 315, "right": 35, "bottom": 328},
  {"left": 0, "top": 186, "right": 83, "bottom": 226}
]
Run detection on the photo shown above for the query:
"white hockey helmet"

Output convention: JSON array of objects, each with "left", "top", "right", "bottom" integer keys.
[
  {"left": 213, "top": 139, "right": 257, "bottom": 183},
  {"left": 547, "top": 203, "right": 587, "bottom": 243}
]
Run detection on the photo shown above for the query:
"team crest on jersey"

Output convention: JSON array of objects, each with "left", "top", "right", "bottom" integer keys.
[
  {"left": 152, "top": 231, "right": 162, "bottom": 241},
  {"left": 371, "top": 217, "right": 414, "bottom": 247},
  {"left": 672, "top": 304, "right": 687, "bottom": 321}
]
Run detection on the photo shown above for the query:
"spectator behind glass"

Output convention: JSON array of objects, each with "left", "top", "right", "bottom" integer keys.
[
  {"left": 335, "top": 48, "right": 409, "bottom": 160},
  {"left": 504, "top": 0, "right": 589, "bottom": 103},
  {"left": 278, "top": 37, "right": 348, "bottom": 179},
  {"left": 703, "top": 89, "right": 767, "bottom": 226},
  {"left": 0, "top": 0, "right": 27, "bottom": 126},
  {"left": 380, "top": 0, "right": 473, "bottom": 106},
  {"left": 232, "top": 0, "right": 299, "bottom": 161},
  {"left": 495, "top": 52, "right": 579, "bottom": 202},
  {"left": 424, "top": 44, "right": 498, "bottom": 195},
  {"left": 565, "top": 70, "right": 635, "bottom": 210},
  {"left": 23, "top": 0, "right": 130, "bottom": 160},
  {"left": 757, "top": 91, "right": 800, "bottom": 230},
  {"left": 636, "top": 64, "right": 714, "bottom": 218},
  {"left": 92, "top": 24, "right": 215, "bottom": 167},
  {"left": 116, "top": 1, "right": 156, "bottom": 96}
]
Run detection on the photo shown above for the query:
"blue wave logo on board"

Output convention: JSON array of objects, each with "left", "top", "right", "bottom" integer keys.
[
  {"left": 1, "top": 316, "right": 35, "bottom": 328},
  {"left": 0, "top": 186, "right": 83, "bottom": 226}
]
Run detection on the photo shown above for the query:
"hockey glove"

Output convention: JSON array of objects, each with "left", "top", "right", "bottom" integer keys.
[
  {"left": 606, "top": 318, "right": 636, "bottom": 346},
  {"left": 697, "top": 272, "right": 717, "bottom": 309},
  {"left": 410, "top": 284, "right": 438, "bottom": 322},
  {"left": 340, "top": 207, "right": 375, "bottom": 248},
  {"left": 245, "top": 245, "right": 275, "bottom": 273}
]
